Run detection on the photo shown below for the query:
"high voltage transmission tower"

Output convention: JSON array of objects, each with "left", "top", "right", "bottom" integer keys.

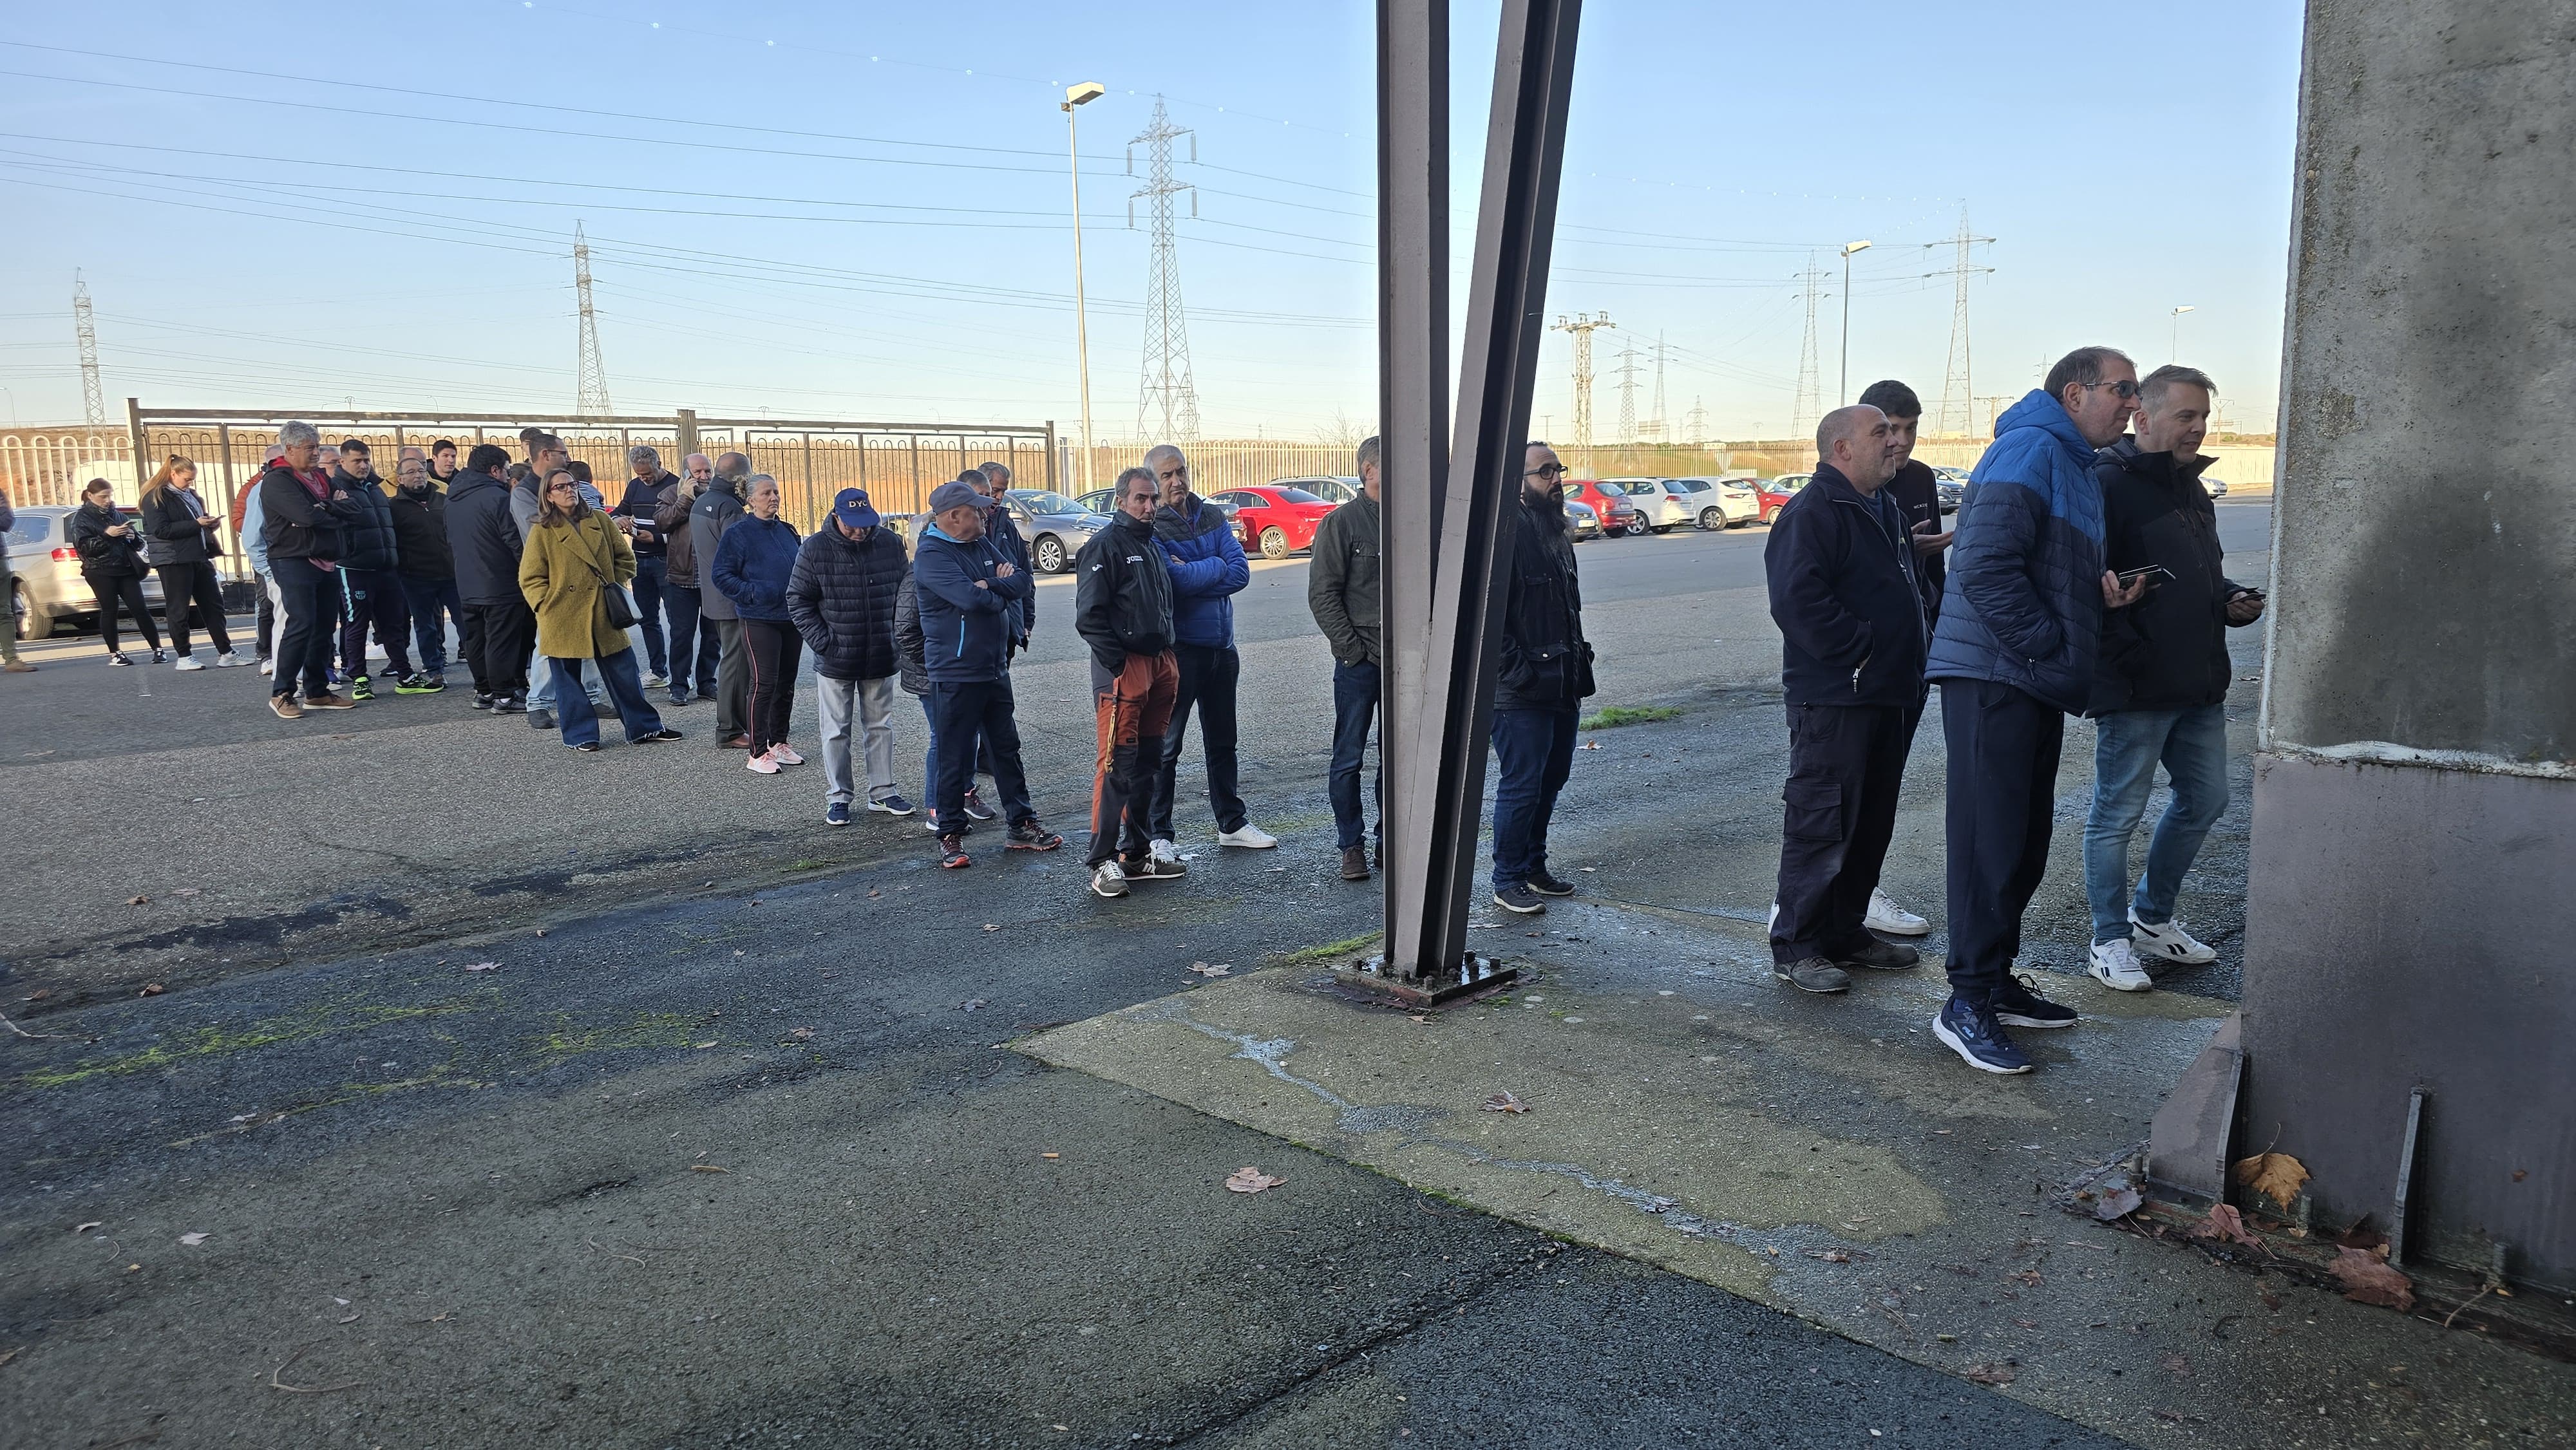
[
  {"left": 1793, "top": 254, "right": 1826, "bottom": 442},
  {"left": 1927, "top": 207, "right": 1994, "bottom": 437},
  {"left": 1612, "top": 336, "right": 1643, "bottom": 448},
  {"left": 72, "top": 270, "right": 105, "bottom": 427},
  {"left": 1130, "top": 95, "right": 1200, "bottom": 443},
  {"left": 573, "top": 222, "right": 612, "bottom": 419},
  {"left": 1685, "top": 396, "right": 1708, "bottom": 449},
  {"left": 1640, "top": 331, "right": 1668, "bottom": 444},
  {"left": 1551, "top": 311, "right": 1613, "bottom": 475}
]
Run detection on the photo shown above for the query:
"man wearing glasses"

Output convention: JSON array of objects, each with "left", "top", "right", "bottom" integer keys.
[
  {"left": 1488, "top": 442, "right": 1596, "bottom": 915},
  {"left": 1923, "top": 346, "right": 2149, "bottom": 1074}
]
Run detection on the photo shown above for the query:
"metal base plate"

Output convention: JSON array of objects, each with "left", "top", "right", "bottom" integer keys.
[{"left": 1331, "top": 953, "right": 1520, "bottom": 1007}]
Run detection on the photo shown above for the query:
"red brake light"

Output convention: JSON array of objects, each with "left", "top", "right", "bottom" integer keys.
[{"left": 51, "top": 547, "right": 79, "bottom": 561}]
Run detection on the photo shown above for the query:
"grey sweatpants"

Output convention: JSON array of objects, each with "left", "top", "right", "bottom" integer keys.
[{"left": 815, "top": 673, "right": 900, "bottom": 806}]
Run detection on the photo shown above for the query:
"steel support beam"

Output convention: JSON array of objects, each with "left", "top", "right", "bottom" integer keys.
[{"left": 1376, "top": 0, "right": 1582, "bottom": 987}]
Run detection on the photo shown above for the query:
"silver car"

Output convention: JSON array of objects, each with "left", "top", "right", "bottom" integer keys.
[
  {"left": 8, "top": 505, "right": 166, "bottom": 641},
  {"left": 1001, "top": 489, "right": 1112, "bottom": 574},
  {"left": 1271, "top": 475, "right": 1363, "bottom": 505},
  {"left": 1567, "top": 497, "right": 1602, "bottom": 541}
]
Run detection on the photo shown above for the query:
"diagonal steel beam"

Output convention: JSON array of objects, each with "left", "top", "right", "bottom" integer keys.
[{"left": 1379, "top": 0, "right": 1583, "bottom": 982}]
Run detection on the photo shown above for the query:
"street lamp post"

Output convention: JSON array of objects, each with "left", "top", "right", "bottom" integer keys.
[
  {"left": 1063, "top": 82, "right": 1106, "bottom": 493},
  {"left": 2169, "top": 304, "right": 2196, "bottom": 362},
  {"left": 1837, "top": 239, "right": 1872, "bottom": 406}
]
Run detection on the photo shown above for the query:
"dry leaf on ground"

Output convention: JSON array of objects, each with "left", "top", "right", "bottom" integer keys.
[
  {"left": 2192, "top": 1203, "right": 2263, "bottom": 1248},
  {"left": 1224, "top": 1166, "right": 1286, "bottom": 1194},
  {"left": 1188, "top": 962, "right": 1230, "bottom": 977},
  {"left": 1965, "top": 1362, "right": 2017, "bottom": 1386},
  {"left": 177, "top": 1232, "right": 209, "bottom": 1246},
  {"left": 2233, "top": 1152, "right": 2309, "bottom": 1211},
  {"left": 2008, "top": 1269, "right": 2044, "bottom": 1287},
  {"left": 688, "top": 1164, "right": 728, "bottom": 1174},
  {"left": 1481, "top": 1091, "right": 1532, "bottom": 1114},
  {"left": 139, "top": 983, "right": 165, "bottom": 997},
  {"left": 2330, "top": 1247, "right": 2415, "bottom": 1310},
  {"left": 982, "top": 923, "right": 1001, "bottom": 932}
]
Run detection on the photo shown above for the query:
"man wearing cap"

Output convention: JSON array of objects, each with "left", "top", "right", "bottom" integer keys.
[
  {"left": 787, "top": 488, "right": 914, "bottom": 827},
  {"left": 911, "top": 478, "right": 1061, "bottom": 867}
]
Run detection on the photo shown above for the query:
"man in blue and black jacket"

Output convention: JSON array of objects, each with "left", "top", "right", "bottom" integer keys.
[
  {"left": 1924, "top": 345, "right": 2150, "bottom": 1075},
  {"left": 1763, "top": 406, "right": 1929, "bottom": 995},
  {"left": 911, "top": 479, "right": 1060, "bottom": 865},
  {"left": 1144, "top": 444, "right": 1275, "bottom": 862}
]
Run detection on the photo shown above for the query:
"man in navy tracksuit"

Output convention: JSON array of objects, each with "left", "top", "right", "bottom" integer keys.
[
  {"left": 1763, "top": 406, "right": 1931, "bottom": 994},
  {"left": 910, "top": 479, "right": 1060, "bottom": 866},
  {"left": 1144, "top": 444, "right": 1276, "bottom": 861},
  {"left": 1924, "top": 346, "right": 2150, "bottom": 1074}
]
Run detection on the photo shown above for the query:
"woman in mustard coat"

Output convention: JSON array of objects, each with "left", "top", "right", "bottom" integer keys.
[{"left": 519, "top": 469, "right": 684, "bottom": 752}]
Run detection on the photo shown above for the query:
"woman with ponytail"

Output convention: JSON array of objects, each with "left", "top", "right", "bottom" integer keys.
[{"left": 138, "top": 456, "right": 247, "bottom": 671}]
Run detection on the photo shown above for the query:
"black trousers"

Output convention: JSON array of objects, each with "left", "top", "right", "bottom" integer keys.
[
  {"left": 930, "top": 677, "right": 1036, "bottom": 836},
  {"left": 155, "top": 560, "right": 232, "bottom": 656},
  {"left": 741, "top": 619, "right": 802, "bottom": 755},
  {"left": 1772, "top": 702, "right": 1916, "bottom": 964},
  {"left": 86, "top": 571, "right": 160, "bottom": 654},
  {"left": 270, "top": 561, "right": 338, "bottom": 699},
  {"left": 468, "top": 600, "right": 535, "bottom": 697},
  {"left": 1940, "top": 677, "right": 2065, "bottom": 999},
  {"left": 1151, "top": 641, "right": 1247, "bottom": 839}
]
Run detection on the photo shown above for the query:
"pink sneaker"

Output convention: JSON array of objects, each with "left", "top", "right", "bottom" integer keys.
[
  {"left": 769, "top": 742, "right": 806, "bottom": 766},
  {"left": 745, "top": 749, "right": 781, "bottom": 775}
]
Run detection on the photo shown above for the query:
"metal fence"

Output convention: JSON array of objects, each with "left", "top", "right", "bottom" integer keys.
[
  {"left": 1, "top": 404, "right": 1057, "bottom": 581},
  {"left": 1061, "top": 438, "right": 1379, "bottom": 498}
]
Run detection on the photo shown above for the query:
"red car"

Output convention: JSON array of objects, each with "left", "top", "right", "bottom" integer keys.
[
  {"left": 1208, "top": 485, "right": 1338, "bottom": 560},
  {"left": 1564, "top": 479, "right": 1645, "bottom": 536},
  {"left": 1752, "top": 475, "right": 1805, "bottom": 523}
]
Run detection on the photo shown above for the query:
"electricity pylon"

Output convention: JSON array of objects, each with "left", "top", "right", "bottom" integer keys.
[
  {"left": 574, "top": 223, "right": 612, "bottom": 419},
  {"left": 1929, "top": 207, "right": 1994, "bottom": 437},
  {"left": 73, "top": 270, "right": 105, "bottom": 427},
  {"left": 1613, "top": 335, "right": 1643, "bottom": 449},
  {"left": 1130, "top": 95, "right": 1201, "bottom": 443},
  {"left": 1793, "top": 255, "right": 1826, "bottom": 442},
  {"left": 1551, "top": 312, "right": 1614, "bottom": 475}
]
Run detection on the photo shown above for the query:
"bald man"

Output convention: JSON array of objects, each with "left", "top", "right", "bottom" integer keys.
[{"left": 1761, "top": 406, "right": 1930, "bottom": 994}]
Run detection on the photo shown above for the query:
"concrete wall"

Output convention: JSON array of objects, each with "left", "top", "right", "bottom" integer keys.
[{"left": 2238, "top": 0, "right": 2576, "bottom": 1293}]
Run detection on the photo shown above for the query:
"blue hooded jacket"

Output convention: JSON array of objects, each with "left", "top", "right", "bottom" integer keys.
[
  {"left": 1154, "top": 494, "right": 1249, "bottom": 649},
  {"left": 710, "top": 514, "right": 801, "bottom": 622},
  {"left": 911, "top": 523, "right": 1033, "bottom": 684},
  {"left": 1925, "top": 390, "right": 2109, "bottom": 713}
]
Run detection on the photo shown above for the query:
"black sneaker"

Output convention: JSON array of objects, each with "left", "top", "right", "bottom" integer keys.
[
  {"left": 1492, "top": 883, "right": 1546, "bottom": 914},
  {"left": 471, "top": 692, "right": 496, "bottom": 711},
  {"left": 350, "top": 673, "right": 375, "bottom": 701},
  {"left": 108, "top": 651, "right": 133, "bottom": 667},
  {"left": 1933, "top": 993, "right": 2034, "bottom": 1075},
  {"left": 496, "top": 694, "right": 528, "bottom": 714},
  {"left": 938, "top": 834, "right": 971, "bottom": 869},
  {"left": 572, "top": 740, "right": 603, "bottom": 753},
  {"left": 961, "top": 787, "right": 997, "bottom": 822},
  {"left": 1832, "top": 937, "right": 1921, "bottom": 972},
  {"left": 1994, "top": 972, "right": 2079, "bottom": 1029},
  {"left": 1773, "top": 956, "right": 1852, "bottom": 993},
  {"left": 1527, "top": 867, "right": 1577, "bottom": 896},
  {"left": 633, "top": 728, "right": 685, "bottom": 744},
  {"left": 394, "top": 672, "right": 445, "bottom": 695},
  {"left": 869, "top": 794, "right": 916, "bottom": 816},
  {"left": 1005, "top": 819, "right": 1064, "bottom": 851},
  {"left": 529, "top": 708, "right": 556, "bottom": 730}
]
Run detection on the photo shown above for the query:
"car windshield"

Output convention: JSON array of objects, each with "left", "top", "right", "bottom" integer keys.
[
  {"left": 1010, "top": 490, "right": 1083, "bottom": 514},
  {"left": 1587, "top": 480, "right": 1625, "bottom": 496},
  {"left": 1669, "top": 479, "right": 1711, "bottom": 493},
  {"left": 1270, "top": 488, "right": 1325, "bottom": 504}
]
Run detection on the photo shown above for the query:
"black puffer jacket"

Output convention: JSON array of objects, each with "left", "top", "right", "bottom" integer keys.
[
  {"left": 139, "top": 484, "right": 218, "bottom": 565},
  {"left": 331, "top": 469, "right": 400, "bottom": 572},
  {"left": 388, "top": 481, "right": 453, "bottom": 579},
  {"left": 891, "top": 567, "right": 931, "bottom": 697},
  {"left": 785, "top": 523, "right": 907, "bottom": 682},
  {"left": 2087, "top": 438, "right": 2250, "bottom": 714},
  {"left": 1073, "top": 510, "right": 1175, "bottom": 674},
  {"left": 1495, "top": 491, "right": 1595, "bottom": 710},
  {"left": 258, "top": 462, "right": 360, "bottom": 565},
  {"left": 444, "top": 468, "right": 524, "bottom": 607},
  {"left": 70, "top": 500, "right": 148, "bottom": 578}
]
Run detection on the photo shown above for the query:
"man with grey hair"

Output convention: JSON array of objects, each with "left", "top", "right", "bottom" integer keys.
[
  {"left": 613, "top": 443, "right": 681, "bottom": 688},
  {"left": 1307, "top": 433, "right": 1383, "bottom": 880},
  {"left": 1144, "top": 442, "right": 1274, "bottom": 858},
  {"left": 2079, "top": 364, "right": 2262, "bottom": 993},
  {"left": 1922, "top": 345, "right": 2150, "bottom": 1073},
  {"left": 690, "top": 450, "right": 754, "bottom": 746},
  {"left": 256, "top": 421, "right": 364, "bottom": 717},
  {"left": 1761, "top": 406, "right": 1928, "bottom": 994}
]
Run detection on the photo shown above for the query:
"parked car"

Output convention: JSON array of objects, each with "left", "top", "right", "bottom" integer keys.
[
  {"left": 1208, "top": 485, "right": 1337, "bottom": 560},
  {"left": 1929, "top": 466, "right": 1971, "bottom": 513},
  {"left": 1272, "top": 475, "right": 1362, "bottom": 505},
  {"left": 1075, "top": 487, "right": 1250, "bottom": 549},
  {"left": 2203, "top": 476, "right": 2230, "bottom": 499},
  {"left": 1661, "top": 476, "right": 1762, "bottom": 529},
  {"left": 999, "top": 489, "right": 1112, "bottom": 573},
  {"left": 7, "top": 504, "right": 166, "bottom": 641},
  {"left": 1564, "top": 480, "right": 1644, "bottom": 536},
  {"left": 1752, "top": 474, "right": 1810, "bottom": 524},
  {"left": 1566, "top": 498, "right": 1602, "bottom": 541}
]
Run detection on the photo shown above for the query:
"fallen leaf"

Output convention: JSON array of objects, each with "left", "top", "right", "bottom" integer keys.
[
  {"left": 1965, "top": 1362, "right": 2017, "bottom": 1386},
  {"left": 2330, "top": 1247, "right": 2414, "bottom": 1310},
  {"left": 688, "top": 1164, "right": 728, "bottom": 1174},
  {"left": 139, "top": 983, "right": 166, "bottom": 997},
  {"left": 786, "top": 1027, "right": 815, "bottom": 1040},
  {"left": 1225, "top": 1166, "right": 1286, "bottom": 1194},
  {"left": 74, "top": 1221, "right": 101, "bottom": 1234},
  {"left": 2009, "top": 1270, "right": 2044, "bottom": 1287},
  {"left": 24, "top": 988, "right": 48, "bottom": 1001},
  {"left": 178, "top": 1232, "right": 209, "bottom": 1247},
  {"left": 1481, "top": 1091, "right": 1531, "bottom": 1115},
  {"left": 1808, "top": 1249, "right": 1856, "bottom": 1264},
  {"left": 1188, "top": 962, "right": 1230, "bottom": 977},
  {"left": 2192, "top": 1203, "right": 2263, "bottom": 1248},
  {"left": 128, "top": 895, "right": 149, "bottom": 906},
  {"left": 463, "top": 961, "right": 500, "bottom": 973},
  {"left": 2334, "top": 1220, "right": 2387, "bottom": 1253},
  {"left": 983, "top": 923, "right": 1001, "bottom": 932},
  {"left": 2233, "top": 1152, "right": 2309, "bottom": 1212},
  {"left": 1408, "top": 1014, "right": 1430, "bottom": 1024}
]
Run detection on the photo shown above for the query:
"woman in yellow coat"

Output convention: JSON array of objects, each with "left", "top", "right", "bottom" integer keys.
[{"left": 519, "top": 469, "right": 685, "bottom": 752}]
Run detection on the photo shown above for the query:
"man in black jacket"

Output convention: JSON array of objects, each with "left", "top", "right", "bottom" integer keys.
[
  {"left": 614, "top": 445, "right": 681, "bottom": 689},
  {"left": 1489, "top": 442, "right": 1596, "bottom": 915},
  {"left": 1762, "top": 406, "right": 1931, "bottom": 993},
  {"left": 691, "top": 453, "right": 753, "bottom": 747},
  {"left": 386, "top": 452, "right": 454, "bottom": 693},
  {"left": 1075, "top": 467, "right": 1182, "bottom": 899},
  {"left": 329, "top": 440, "right": 413, "bottom": 700},
  {"left": 2079, "top": 365, "right": 2262, "bottom": 993},
  {"left": 443, "top": 444, "right": 534, "bottom": 713},
  {"left": 1307, "top": 435, "right": 1383, "bottom": 881},
  {"left": 258, "top": 421, "right": 366, "bottom": 719},
  {"left": 787, "top": 488, "right": 914, "bottom": 826}
]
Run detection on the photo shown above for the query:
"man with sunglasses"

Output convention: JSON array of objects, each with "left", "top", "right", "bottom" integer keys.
[
  {"left": 1488, "top": 442, "right": 1596, "bottom": 915},
  {"left": 1923, "top": 346, "right": 2149, "bottom": 1074}
]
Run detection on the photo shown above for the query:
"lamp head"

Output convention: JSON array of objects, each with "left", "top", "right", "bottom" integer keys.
[
  {"left": 1841, "top": 240, "right": 1873, "bottom": 257},
  {"left": 1065, "top": 81, "right": 1106, "bottom": 108}
]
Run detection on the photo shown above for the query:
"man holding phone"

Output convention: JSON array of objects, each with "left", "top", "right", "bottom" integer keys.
[{"left": 2079, "top": 365, "right": 2263, "bottom": 992}]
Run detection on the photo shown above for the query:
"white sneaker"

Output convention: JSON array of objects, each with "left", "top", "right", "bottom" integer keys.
[
  {"left": 1090, "top": 860, "right": 1129, "bottom": 898},
  {"left": 745, "top": 749, "right": 781, "bottom": 775},
  {"left": 1217, "top": 824, "right": 1278, "bottom": 849},
  {"left": 213, "top": 651, "right": 249, "bottom": 668},
  {"left": 173, "top": 655, "right": 206, "bottom": 672},
  {"left": 2130, "top": 912, "right": 2219, "bottom": 965},
  {"left": 643, "top": 672, "right": 668, "bottom": 688},
  {"left": 2088, "top": 937, "right": 2155, "bottom": 992},
  {"left": 1864, "top": 887, "right": 1931, "bottom": 936},
  {"left": 1148, "top": 838, "right": 1180, "bottom": 866},
  {"left": 258, "top": 659, "right": 275, "bottom": 677}
]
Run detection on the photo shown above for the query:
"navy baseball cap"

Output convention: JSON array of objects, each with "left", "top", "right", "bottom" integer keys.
[
  {"left": 833, "top": 487, "right": 881, "bottom": 530},
  {"left": 926, "top": 479, "right": 991, "bottom": 514}
]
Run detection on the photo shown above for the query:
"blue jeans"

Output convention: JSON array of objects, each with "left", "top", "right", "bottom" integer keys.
[
  {"left": 630, "top": 554, "right": 670, "bottom": 678},
  {"left": 2084, "top": 703, "right": 2229, "bottom": 943},
  {"left": 1329, "top": 659, "right": 1382, "bottom": 851},
  {"left": 397, "top": 574, "right": 461, "bottom": 674},
  {"left": 548, "top": 650, "right": 665, "bottom": 748},
  {"left": 1490, "top": 705, "right": 1579, "bottom": 889}
]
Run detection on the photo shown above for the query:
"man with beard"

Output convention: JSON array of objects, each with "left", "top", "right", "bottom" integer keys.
[{"left": 1488, "top": 442, "right": 1596, "bottom": 915}]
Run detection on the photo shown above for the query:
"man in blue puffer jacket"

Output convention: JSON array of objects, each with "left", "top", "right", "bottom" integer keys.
[
  {"left": 911, "top": 479, "right": 1061, "bottom": 865},
  {"left": 1143, "top": 444, "right": 1276, "bottom": 863},
  {"left": 1924, "top": 346, "right": 2149, "bottom": 1075}
]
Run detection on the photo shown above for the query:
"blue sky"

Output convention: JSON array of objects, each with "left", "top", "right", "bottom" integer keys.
[{"left": 0, "top": 1, "right": 2303, "bottom": 440}]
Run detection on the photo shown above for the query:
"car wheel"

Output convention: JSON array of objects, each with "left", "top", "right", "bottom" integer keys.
[
  {"left": 1624, "top": 517, "right": 1651, "bottom": 538},
  {"left": 1033, "top": 534, "right": 1066, "bottom": 573},
  {"left": 12, "top": 580, "right": 51, "bottom": 642},
  {"left": 1697, "top": 507, "right": 1723, "bottom": 531},
  {"left": 1259, "top": 525, "right": 1291, "bottom": 561}
]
